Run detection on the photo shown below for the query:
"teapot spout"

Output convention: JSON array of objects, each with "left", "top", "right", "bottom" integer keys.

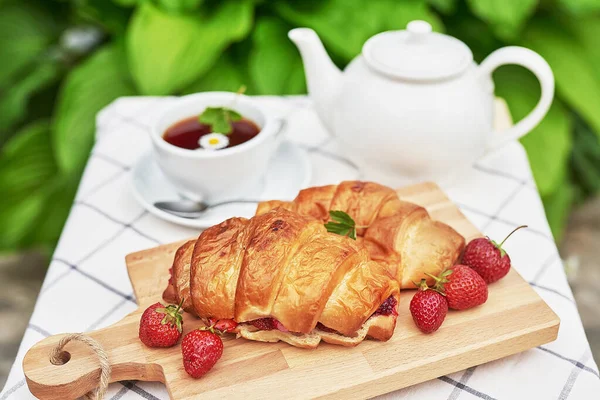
[{"left": 289, "top": 28, "right": 341, "bottom": 134}]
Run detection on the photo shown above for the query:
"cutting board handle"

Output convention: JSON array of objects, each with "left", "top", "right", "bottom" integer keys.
[{"left": 22, "top": 312, "right": 165, "bottom": 400}]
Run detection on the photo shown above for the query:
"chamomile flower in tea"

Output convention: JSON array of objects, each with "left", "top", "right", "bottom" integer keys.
[{"left": 199, "top": 133, "right": 229, "bottom": 150}]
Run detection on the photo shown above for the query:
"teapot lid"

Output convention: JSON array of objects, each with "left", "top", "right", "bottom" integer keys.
[{"left": 362, "top": 20, "right": 473, "bottom": 81}]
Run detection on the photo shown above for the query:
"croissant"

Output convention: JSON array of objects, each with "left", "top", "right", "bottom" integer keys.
[
  {"left": 256, "top": 181, "right": 465, "bottom": 288},
  {"left": 164, "top": 207, "right": 400, "bottom": 348},
  {"left": 163, "top": 181, "right": 464, "bottom": 348}
]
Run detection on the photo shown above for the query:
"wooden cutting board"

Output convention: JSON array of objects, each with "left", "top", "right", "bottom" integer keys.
[{"left": 22, "top": 182, "right": 559, "bottom": 400}]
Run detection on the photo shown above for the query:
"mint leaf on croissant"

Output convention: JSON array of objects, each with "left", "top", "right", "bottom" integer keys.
[{"left": 325, "top": 210, "right": 356, "bottom": 240}]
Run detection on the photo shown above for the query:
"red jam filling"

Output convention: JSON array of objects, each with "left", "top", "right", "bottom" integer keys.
[
  {"left": 209, "top": 318, "right": 238, "bottom": 333},
  {"left": 248, "top": 318, "right": 288, "bottom": 332},
  {"left": 246, "top": 297, "right": 397, "bottom": 337},
  {"left": 249, "top": 318, "right": 277, "bottom": 330},
  {"left": 373, "top": 296, "right": 398, "bottom": 317}
]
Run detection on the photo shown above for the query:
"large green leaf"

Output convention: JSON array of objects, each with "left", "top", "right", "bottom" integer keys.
[
  {"left": 0, "top": 63, "right": 60, "bottom": 143},
  {"left": 73, "top": 0, "right": 132, "bottom": 35},
  {"left": 112, "top": 0, "right": 138, "bottom": 6},
  {"left": 494, "top": 66, "right": 573, "bottom": 197},
  {"left": 249, "top": 17, "right": 306, "bottom": 95},
  {"left": 445, "top": 14, "right": 502, "bottom": 62},
  {"left": 126, "top": 0, "right": 253, "bottom": 95},
  {"left": 559, "top": 15, "right": 600, "bottom": 83},
  {"left": 521, "top": 18, "right": 600, "bottom": 139},
  {"left": 154, "top": 0, "right": 204, "bottom": 14},
  {"left": 0, "top": 120, "right": 58, "bottom": 249},
  {"left": 182, "top": 51, "right": 249, "bottom": 94},
  {"left": 571, "top": 117, "right": 600, "bottom": 197},
  {"left": 558, "top": 0, "right": 600, "bottom": 15},
  {"left": 428, "top": 0, "right": 457, "bottom": 14},
  {"left": 111, "top": 0, "right": 204, "bottom": 12},
  {"left": 275, "top": 0, "right": 442, "bottom": 62},
  {"left": 20, "top": 176, "right": 78, "bottom": 253},
  {"left": 52, "top": 43, "right": 137, "bottom": 174},
  {"left": 0, "top": 2, "right": 56, "bottom": 87},
  {"left": 466, "top": 0, "right": 538, "bottom": 40},
  {"left": 0, "top": 120, "right": 57, "bottom": 196}
]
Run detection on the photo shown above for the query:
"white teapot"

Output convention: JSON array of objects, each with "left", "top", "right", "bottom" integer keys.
[{"left": 289, "top": 20, "right": 554, "bottom": 186}]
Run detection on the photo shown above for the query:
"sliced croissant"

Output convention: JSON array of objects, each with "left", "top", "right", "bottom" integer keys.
[
  {"left": 164, "top": 207, "right": 400, "bottom": 348},
  {"left": 164, "top": 181, "right": 464, "bottom": 348}
]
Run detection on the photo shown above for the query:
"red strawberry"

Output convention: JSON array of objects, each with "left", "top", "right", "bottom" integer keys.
[
  {"left": 209, "top": 318, "right": 238, "bottom": 333},
  {"left": 409, "top": 279, "right": 448, "bottom": 333},
  {"left": 429, "top": 265, "right": 488, "bottom": 310},
  {"left": 462, "top": 225, "right": 527, "bottom": 283},
  {"left": 139, "top": 301, "right": 183, "bottom": 348},
  {"left": 181, "top": 329, "right": 224, "bottom": 379}
]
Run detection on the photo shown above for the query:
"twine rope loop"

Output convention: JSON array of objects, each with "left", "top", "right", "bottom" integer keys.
[{"left": 49, "top": 333, "right": 111, "bottom": 400}]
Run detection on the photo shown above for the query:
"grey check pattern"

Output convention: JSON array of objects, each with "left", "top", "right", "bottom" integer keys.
[{"left": 1, "top": 96, "right": 599, "bottom": 399}]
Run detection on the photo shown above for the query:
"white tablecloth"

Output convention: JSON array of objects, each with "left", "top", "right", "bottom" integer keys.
[{"left": 2, "top": 96, "right": 599, "bottom": 400}]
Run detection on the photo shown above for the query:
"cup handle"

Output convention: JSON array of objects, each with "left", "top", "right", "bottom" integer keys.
[
  {"left": 479, "top": 46, "right": 555, "bottom": 152},
  {"left": 273, "top": 117, "right": 287, "bottom": 137}
]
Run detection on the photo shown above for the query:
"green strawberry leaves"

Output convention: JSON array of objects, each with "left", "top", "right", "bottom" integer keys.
[
  {"left": 423, "top": 270, "right": 452, "bottom": 295},
  {"left": 156, "top": 300, "right": 184, "bottom": 333},
  {"left": 324, "top": 210, "right": 356, "bottom": 240},
  {"left": 198, "top": 106, "right": 242, "bottom": 135},
  {"left": 491, "top": 239, "right": 507, "bottom": 257}
]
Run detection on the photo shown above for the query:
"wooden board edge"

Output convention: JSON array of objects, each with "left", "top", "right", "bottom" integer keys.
[
  {"left": 125, "top": 239, "right": 188, "bottom": 265},
  {"left": 327, "top": 318, "right": 560, "bottom": 400}
]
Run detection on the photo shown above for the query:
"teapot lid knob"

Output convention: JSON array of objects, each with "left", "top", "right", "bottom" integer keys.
[
  {"left": 362, "top": 19, "right": 472, "bottom": 81},
  {"left": 406, "top": 20, "right": 432, "bottom": 39}
]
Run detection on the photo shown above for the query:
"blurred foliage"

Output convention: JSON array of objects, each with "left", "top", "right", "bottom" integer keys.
[{"left": 1, "top": 0, "right": 600, "bottom": 255}]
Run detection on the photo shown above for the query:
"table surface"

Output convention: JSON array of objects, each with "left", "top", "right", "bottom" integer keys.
[{"left": 1, "top": 96, "right": 599, "bottom": 400}]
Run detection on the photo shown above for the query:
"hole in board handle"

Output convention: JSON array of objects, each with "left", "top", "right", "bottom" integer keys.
[{"left": 50, "top": 351, "right": 71, "bottom": 365}]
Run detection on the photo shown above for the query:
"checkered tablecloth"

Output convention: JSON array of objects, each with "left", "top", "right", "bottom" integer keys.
[{"left": 2, "top": 96, "right": 599, "bottom": 400}]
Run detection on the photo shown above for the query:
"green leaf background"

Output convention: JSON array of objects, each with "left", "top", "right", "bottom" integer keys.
[
  {"left": 466, "top": 0, "right": 538, "bottom": 40},
  {"left": 126, "top": 0, "right": 253, "bottom": 95},
  {"left": 0, "top": 2, "right": 57, "bottom": 87},
  {"left": 2, "top": 0, "right": 600, "bottom": 256},
  {"left": 53, "top": 42, "right": 137, "bottom": 174}
]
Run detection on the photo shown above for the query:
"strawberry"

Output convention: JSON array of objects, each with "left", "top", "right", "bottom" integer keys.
[
  {"left": 208, "top": 318, "right": 238, "bottom": 333},
  {"left": 181, "top": 328, "right": 224, "bottom": 379},
  {"left": 462, "top": 225, "right": 527, "bottom": 284},
  {"left": 409, "top": 279, "right": 448, "bottom": 333},
  {"left": 139, "top": 301, "right": 183, "bottom": 348},
  {"left": 429, "top": 265, "right": 488, "bottom": 310}
]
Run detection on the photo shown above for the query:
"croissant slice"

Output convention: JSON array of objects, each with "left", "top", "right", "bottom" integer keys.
[
  {"left": 190, "top": 217, "right": 251, "bottom": 320},
  {"left": 271, "top": 234, "right": 364, "bottom": 333},
  {"left": 319, "top": 256, "right": 399, "bottom": 336},
  {"left": 235, "top": 211, "right": 324, "bottom": 322},
  {"left": 162, "top": 240, "right": 195, "bottom": 313}
]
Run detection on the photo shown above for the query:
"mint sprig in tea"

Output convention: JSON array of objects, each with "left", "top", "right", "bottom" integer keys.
[{"left": 162, "top": 88, "right": 259, "bottom": 151}]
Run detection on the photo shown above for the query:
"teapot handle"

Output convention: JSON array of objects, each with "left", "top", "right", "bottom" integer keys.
[{"left": 479, "top": 46, "right": 554, "bottom": 152}]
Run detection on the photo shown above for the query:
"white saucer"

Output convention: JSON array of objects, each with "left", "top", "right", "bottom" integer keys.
[{"left": 131, "top": 141, "right": 312, "bottom": 228}]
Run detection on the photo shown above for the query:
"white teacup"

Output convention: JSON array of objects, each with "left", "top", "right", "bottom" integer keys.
[{"left": 150, "top": 92, "right": 281, "bottom": 202}]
